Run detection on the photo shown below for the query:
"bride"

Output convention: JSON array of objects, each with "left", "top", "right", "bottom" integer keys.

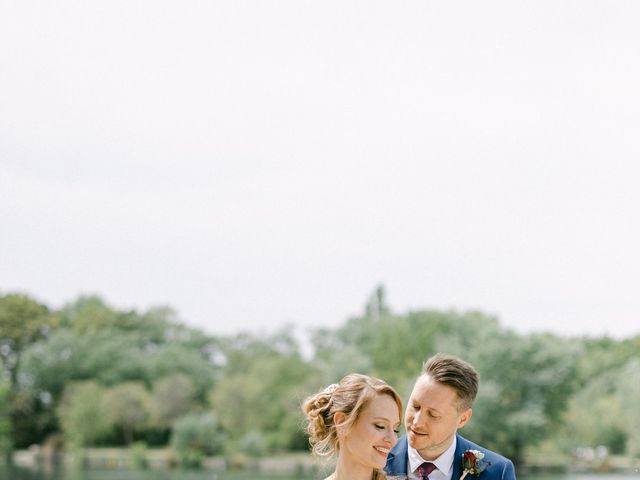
[{"left": 302, "top": 373, "right": 403, "bottom": 480}]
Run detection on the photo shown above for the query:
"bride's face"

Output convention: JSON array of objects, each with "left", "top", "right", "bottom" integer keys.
[{"left": 338, "top": 394, "right": 401, "bottom": 471}]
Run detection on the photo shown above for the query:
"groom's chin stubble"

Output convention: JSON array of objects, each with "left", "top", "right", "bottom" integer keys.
[{"left": 407, "top": 430, "right": 424, "bottom": 446}]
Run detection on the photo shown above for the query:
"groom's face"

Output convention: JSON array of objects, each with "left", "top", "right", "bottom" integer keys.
[{"left": 404, "top": 374, "right": 472, "bottom": 460}]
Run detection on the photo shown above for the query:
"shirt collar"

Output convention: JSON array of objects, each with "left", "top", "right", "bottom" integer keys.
[{"left": 407, "top": 435, "right": 457, "bottom": 477}]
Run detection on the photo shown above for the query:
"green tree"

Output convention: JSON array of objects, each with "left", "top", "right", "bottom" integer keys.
[
  {"left": 617, "top": 357, "right": 640, "bottom": 457},
  {"left": 170, "top": 413, "right": 224, "bottom": 468},
  {"left": 0, "top": 293, "right": 54, "bottom": 390},
  {"left": 364, "top": 284, "right": 391, "bottom": 321},
  {"left": 57, "top": 381, "right": 113, "bottom": 448},
  {"left": 371, "top": 309, "right": 500, "bottom": 396},
  {"left": 211, "top": 330, "right": 319, "bottom": 452},
  {"left": 0, "top": 379, "right": 11, "bottom": 461},
  {"left": 59, "top": 296, "right": 120, "bottom": 334},
  {"left": 21, "top": 328, "right": 216, "bottom": 402},
  {"left": 17, "top": 296, "right": 219, "bottom": 447},
  {"left": 19, "top": 329, "right": 148, "bottom": 400},
  {"left": 319, "top": 297, "right": 501, "bottom": 401},
  {"left": 462, "top": 333, "right": 580, "bottom": 469},
  {"left": 566, "top": 355, "right": 640, "bottom": 456},
  {"left": 564, "top": 379, "right": 627, "bottom": 453},
  {"left": 576, "top": 335, "right": 640, "bottom": 384},
  {"left": 210, "top": 375, "right": 257, "bottom": 439},
  {"left": 150, "top": 374, "right": 197, "bottom": 429},
  {"left": 105, "top": 382, "right": 152, "bottom": 445},
  {"left": 147, "top": 343, "right": 216, "bottom": 401},
  {"left": 0, "top": 293, "right": 56, "bottom": 459}
]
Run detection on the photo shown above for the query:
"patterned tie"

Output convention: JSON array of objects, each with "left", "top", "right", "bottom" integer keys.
[{"left": 417, "top": 462, "right": 436, "bottom": 480}]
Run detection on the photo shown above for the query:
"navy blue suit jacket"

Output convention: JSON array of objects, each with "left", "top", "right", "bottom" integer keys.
[{"left": 385, "top": 433, "right": 515, "bottom": 480}]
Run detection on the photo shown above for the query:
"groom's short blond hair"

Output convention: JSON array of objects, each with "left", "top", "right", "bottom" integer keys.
[{"left": 421, "top": 352, "right": 479, "bottom": 411}]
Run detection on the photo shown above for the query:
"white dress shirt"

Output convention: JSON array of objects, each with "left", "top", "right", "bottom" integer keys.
[{"left": 407, "top": 435, "right": 457, "bottom": 480}]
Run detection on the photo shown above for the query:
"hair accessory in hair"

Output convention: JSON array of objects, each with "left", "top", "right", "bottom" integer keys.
[{"left": 323, "top": 383, "right": 338, "bottom": 394}]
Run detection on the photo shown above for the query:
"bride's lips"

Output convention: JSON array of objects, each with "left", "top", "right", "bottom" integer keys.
[{"left": 374, "top": 446, "right": 390, "bottom": 457}]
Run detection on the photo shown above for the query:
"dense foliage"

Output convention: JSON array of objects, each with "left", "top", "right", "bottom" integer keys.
[{"left": 1, "top": 288, "right": 639, "bottom": 468}]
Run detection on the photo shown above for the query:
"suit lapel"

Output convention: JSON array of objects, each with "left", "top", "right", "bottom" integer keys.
[
  {"left": 452, "top": 433, "right": 470, "bottom": 480},
  {"left": 387, "top": 433, "right": 475, "bottom": 478},
  {"left": 385, "top": 435, "right": 409, "bottom": 475}
]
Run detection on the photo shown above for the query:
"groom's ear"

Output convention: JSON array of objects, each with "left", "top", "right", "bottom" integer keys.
[{"left": 457, "top": 408, "right": 472, "bottom": 428}]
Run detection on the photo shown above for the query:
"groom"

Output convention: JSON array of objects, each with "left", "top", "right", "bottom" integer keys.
[{"left": 385, "top": 353, "right": 516, "bottom": 480}]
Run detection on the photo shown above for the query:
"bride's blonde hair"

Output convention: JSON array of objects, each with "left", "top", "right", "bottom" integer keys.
[{"left": 302, "top": 373, "right": 402, "bottom": 480}]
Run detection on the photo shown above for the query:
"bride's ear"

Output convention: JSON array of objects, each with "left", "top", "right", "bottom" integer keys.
[{"left": 334, "top": 412, "right": 348, "bottom": 436}]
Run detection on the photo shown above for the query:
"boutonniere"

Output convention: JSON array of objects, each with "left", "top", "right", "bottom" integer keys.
[{"left": 460, "top": 449, "right": 491, "bottom": 480}]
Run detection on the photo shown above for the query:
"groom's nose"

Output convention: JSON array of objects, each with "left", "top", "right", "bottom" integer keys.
[{"left": 411, "top": 409, "right": 427, "bottom": 427}]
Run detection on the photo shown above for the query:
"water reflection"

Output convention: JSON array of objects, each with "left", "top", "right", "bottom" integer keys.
[
  {"left": 2, "top": 467, "right": 639, "bottom": 480},
  {"left": 0, "top": 465, "right": 315, "bottom": 480}
]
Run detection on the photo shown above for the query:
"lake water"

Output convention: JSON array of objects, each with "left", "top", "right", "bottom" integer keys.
[
  {"left": 0, "top": 466, "right": 314, "bottom": 480},
  {"left": 1, "top": 467, "right": 639, "bottom": 480}
]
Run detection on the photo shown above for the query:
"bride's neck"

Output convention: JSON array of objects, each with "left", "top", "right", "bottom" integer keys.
[{"left": 333, "top": 454, "right": 375, "bottom": 480}]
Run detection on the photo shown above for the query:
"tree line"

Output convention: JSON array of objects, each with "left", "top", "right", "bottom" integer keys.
[{"left": 1, "top": 287, "right": 639, "bottom": 469}]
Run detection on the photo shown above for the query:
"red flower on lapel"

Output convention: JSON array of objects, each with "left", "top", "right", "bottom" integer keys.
[{"left": 460, "top": 449, "right": 491, "bottom": 480}]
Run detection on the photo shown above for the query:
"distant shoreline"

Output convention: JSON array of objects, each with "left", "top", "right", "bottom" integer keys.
[{"left": 8, "top": 448, "right": 640, "bottom": 476}]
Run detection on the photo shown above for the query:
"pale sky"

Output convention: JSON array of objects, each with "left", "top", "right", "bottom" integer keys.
[{"left": 2, "top": 1, "right": 639, "bottom": 340}]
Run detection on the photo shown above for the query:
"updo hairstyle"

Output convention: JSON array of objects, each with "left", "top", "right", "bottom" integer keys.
[{"left": 302, "top": 373, "right": 402, "bottom": 458}]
